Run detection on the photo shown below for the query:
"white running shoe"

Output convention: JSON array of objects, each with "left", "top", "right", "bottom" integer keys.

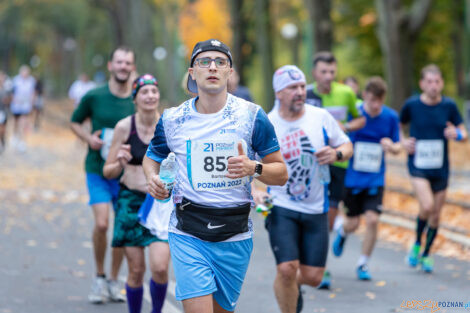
[
  {"left": 88, "top": 276, "right": 109, "bottom": 304},
  {"left": 333, "top": 214, "right": 344, "bottom": 232},
  {"left": 107, "top": 279, "right": 126, "bottom": 302}
]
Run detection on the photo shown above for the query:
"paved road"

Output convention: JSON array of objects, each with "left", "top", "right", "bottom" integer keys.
[
  {"left": 1, "top": 193, "right": 469, "bottom": 313},
  {"left": 241, "top": 215, "right": 470, "bottom": 313},
  {"left": 0, "top": 120, "right": 468, "bottom": 313}
]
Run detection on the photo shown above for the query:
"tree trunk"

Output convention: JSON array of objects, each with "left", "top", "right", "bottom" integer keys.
[
  {"left": 157, "top": 3, "right": 181, "bottom": 106},
  {"left": 126, "top": 0, "right": 157, "bottom": 74},
  {"left": 93, "top": 0, "right": 157, "bottom": 76},
  {"left": 255, "top": 0, "right": 274, "bottom": 110},
  {"left": 451, "top": 0, "right": 465, "bottom": 97},
  {"left": 375, "top": 0, "right": 433, "bottom": 110},
  {"left": 229, "top": 0, "right": 248, "bottom": 84},
  {"left": 93, "top": 0, "right": 125, "bottom": 46},
  {"left": 306, "top": 0, "right": 333, "bottom": 52}
]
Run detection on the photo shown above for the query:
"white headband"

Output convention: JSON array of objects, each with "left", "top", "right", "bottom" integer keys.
[{"left": 272, "top": 65, "right": 306, "bottom": 93}]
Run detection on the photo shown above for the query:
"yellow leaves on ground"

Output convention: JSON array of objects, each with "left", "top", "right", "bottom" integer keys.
[
  {"left": 0, "top": 100, "right": 85, "bottom": 192},
  {"left": 179, "top": 0, "right": 232, "bottom": 57}
]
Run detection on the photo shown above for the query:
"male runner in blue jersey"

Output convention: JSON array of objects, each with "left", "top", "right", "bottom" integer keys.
[
  {"left": 401, "top": 65, "right": 467, "bottom": 273},
  {"left": 332, "top": 77, "right": 401, "bottom": 280}
]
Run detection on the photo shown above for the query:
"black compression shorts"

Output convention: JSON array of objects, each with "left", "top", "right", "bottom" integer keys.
[{"left": 265, "top": 205, "right": 328, "bottom": 267}]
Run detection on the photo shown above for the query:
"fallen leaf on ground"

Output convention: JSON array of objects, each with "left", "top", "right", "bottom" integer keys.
[{"left": 365, "top": 292, "right": 376, "bottom": 300}]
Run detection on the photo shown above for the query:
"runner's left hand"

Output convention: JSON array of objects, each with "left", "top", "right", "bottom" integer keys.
[
  {"left": 252, "top": 188, "right": 269, "bottom": 205},
  {"left": 226, "top": 142, "right": 255, "bottom": 179},
  {"left": 315, "top": 146, "right": 337, "bottom": 165},
  {"left": 444, "top": 122, "right": 458, "bottom": 140},
  {"left": 380, "top": 137, "right": 394, "bottom": 152}
]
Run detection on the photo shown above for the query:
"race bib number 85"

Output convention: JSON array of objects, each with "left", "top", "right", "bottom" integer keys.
[{"left": 187, "top": 139, "right": 249, "bottom": 191}]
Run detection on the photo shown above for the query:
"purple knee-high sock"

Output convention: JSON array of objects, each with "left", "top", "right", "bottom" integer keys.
[
  {"left": 150, "top": 279, "right": 168, "bottom": 313},
  {"left": 126, "top": 284, "right": 143, "bottom": 313}
]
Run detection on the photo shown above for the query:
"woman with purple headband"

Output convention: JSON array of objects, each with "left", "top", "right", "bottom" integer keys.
[{"left": 104, "top": 74, "right": 170, "bottom": 313}]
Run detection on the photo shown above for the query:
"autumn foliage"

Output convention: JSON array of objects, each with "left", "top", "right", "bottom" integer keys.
[{"left": 179, "top": 0, "right": 232, "bottom": 58}]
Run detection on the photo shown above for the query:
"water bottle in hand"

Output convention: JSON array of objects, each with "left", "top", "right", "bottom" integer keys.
[
  {"left": 157, "top": 152, "right": 176, "bottom": 203},
  {"left": 311, "top": 148, "right": 331, "bottom": 185},
  {"left": 318, "top": 164, "right": 330, "bottom": 185},
  {"left": 256, "top": 195, "right": 274, "bottom": 218}
]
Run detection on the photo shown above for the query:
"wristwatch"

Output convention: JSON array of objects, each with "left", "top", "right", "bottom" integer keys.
[
  {"left": 253, "top": 161, "right": 263, "bottom": 178},
  {"left": 336, "top": 150, "right": 343, "bottom": 161}
]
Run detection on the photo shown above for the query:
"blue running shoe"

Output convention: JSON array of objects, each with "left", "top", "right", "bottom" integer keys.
[
  {"left": 317, "top": 270, "right": 331, "bottom": 290},
  {"left": 332, "top": 232, "right": 346, "bottom": 257},
  {"left": 420, "top": 256, "right": 434, "bottom": 273},
  {"left": 357, "top": 265, "right": 372, "bottom": 281},
  {"left": 406, "top": 243, "right": 421, "bottom": 267}
]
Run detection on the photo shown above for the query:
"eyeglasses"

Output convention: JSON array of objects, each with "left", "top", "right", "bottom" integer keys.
[{"left": 195, "top": 57, "right": 229, "bottom": 68}]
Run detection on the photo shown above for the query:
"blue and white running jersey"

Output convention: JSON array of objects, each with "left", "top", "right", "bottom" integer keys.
[
  {"left": 268, "top": 105, "right": 350, "bottom": 214},
  {"left": 146, "top": 94, "right": 280, "bottom": 241}
]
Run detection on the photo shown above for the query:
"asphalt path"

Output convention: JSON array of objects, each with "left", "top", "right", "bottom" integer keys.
[
  {"left": 1, "top": 195, "right": 469, "bottom": 313},
  {"left": 0, "top": 119, "right": 468, "bottom": 313}
]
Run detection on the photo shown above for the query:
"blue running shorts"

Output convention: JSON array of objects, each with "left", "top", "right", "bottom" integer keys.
[
  {"left": 168, "top": 232, "right": 253, "bottom": 311},
  {"left": 85, "top": 173, "right": 120, "bottom": 207}
]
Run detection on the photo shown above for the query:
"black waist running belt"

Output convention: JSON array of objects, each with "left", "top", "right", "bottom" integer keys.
[{"left": 175, "top": 197, "right": 251, "bottom": 242}]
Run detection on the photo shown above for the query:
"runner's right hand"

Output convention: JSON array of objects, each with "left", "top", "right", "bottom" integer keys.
[
  {"left": 117, "top": 144, "right": 132, "bottom": 168},
  {"left": 402, "top": 137, "right": 416, "bottom": 154},
  {"left": 88, "top": 129, "right": 104, "bottom": 150},
  {"left": 147, "top": 174, "right": 169, "bottom": 200}
]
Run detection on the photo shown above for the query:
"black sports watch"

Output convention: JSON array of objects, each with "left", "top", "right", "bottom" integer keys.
[
  {"left": 253, "top": 161, "right": 263, "bottom": 178},
  {"left": 336, "top": 150, "right": 343, "bottom": 161}
]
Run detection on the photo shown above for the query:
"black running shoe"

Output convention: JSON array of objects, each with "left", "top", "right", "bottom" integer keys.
[{"left": 296, "top": 286, "right": 303, "bottom": 313}]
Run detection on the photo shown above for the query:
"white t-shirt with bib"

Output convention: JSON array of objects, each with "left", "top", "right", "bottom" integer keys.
[
  {"left": 268, "top": 105, "right": 349, "bottom": 214},
  {"left": 147, "top": 94, "right": 280, "bottom": 241}
]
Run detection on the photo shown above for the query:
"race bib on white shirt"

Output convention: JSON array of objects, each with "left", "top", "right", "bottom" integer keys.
[
  {"left": 353, "top": 142, "right": 383, "bottom": 173},
  {"left": 414, "top": 139, "right": 444, "bottom": 169},
  {"left": 187, "top": 138, "right": 249, "bottom": 191},
  {"left": 100, "top": 128, "right": 114, "bottom": 160},
  {"left": 325, "top": 106, "right": 347, "bottom": 121}
]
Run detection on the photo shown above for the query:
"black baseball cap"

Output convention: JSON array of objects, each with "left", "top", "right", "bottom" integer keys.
[{"left": 187, "top": 39, "right": 233, "bottom": 94}]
